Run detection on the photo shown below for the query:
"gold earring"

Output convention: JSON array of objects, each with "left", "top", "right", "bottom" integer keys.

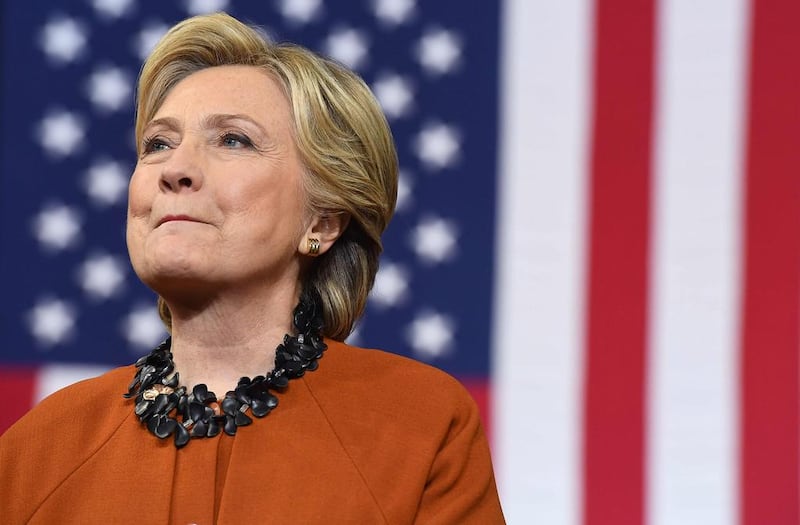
[{"left": 307, "top": 238, "right": 320, "bottom": 255}]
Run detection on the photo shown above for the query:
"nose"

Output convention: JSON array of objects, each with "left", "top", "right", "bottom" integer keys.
[{"left": 159, "top": 140, "right": 204, "bottom": 193}]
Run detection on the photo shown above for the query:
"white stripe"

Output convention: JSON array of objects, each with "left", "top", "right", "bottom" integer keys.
[
  {"left": 648, "top": 1, "right": 748, "bottom": 523},
  {"left": 493, "top": 1, "right": 592, "bottom": 522},
  {"left": 35, "top": 363, "right": 111, "bottom": 402}
]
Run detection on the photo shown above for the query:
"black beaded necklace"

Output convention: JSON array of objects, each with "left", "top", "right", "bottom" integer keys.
[{"left": 123, "top": 294, "right": 326, "bottom": 448}]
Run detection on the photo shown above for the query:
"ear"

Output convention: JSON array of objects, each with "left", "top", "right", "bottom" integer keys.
[{"left": 299, "top": 212, "right": 351, "bottom": 256}]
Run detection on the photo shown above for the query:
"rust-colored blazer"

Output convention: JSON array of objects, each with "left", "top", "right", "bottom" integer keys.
[{"left": 0, "top": 340, "right": 504, "bottom": 524}]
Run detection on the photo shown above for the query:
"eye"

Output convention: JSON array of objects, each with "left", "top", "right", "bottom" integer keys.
[
  {"left": 219, "top": 132, "right": 253, "bottom": 149},
  {"left": 142, "top": 136, "right": 170, "bottom": 155}
]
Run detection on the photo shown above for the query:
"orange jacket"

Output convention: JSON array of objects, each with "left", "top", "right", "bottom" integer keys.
[{"left": 0, "top": 340, "right": 504, "bottom": 524}]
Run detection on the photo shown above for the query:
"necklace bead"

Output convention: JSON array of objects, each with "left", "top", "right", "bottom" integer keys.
[{"left": 123, "top": 294, "right": 326, "bottom": 448}]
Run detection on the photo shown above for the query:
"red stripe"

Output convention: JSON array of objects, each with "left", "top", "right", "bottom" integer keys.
[
  {"left": 740, "top": 0, "right": 800, "bottom": 522},
  {"left": 0, "top": 367, "right": 38, "bottom": 435},
  {"left": 583, "top": 1, "right": 656, "bottom": 523}
]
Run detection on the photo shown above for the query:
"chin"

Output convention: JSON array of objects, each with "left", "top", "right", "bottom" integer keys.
[
  {"left": 133, "top": 250, "right": 209, "bottom": 288},
  {"left": 149, "top": 233, "right": 210, "bottom": 266}
]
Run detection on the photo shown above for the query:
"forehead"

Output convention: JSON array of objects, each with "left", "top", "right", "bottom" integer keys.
[{"left": 153, "top": 65, "right": 290, "bottom": 123}]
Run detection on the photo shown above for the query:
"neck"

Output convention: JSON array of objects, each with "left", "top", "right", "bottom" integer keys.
[{"left": 165, "top": 282, "right": 301, "bottom": 398}]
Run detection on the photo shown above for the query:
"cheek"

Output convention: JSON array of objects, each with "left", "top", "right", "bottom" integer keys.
[
  {"left": 125, "top": 211, "right": 145, "bottom": 270},
  {"left": 125, "top": 171, "right": 151, "bottom": 262},
  {"left": 127, "top": 169, "right": 152, "bottom": 218},
  {"left": 251, "top": 182, "right": 306, "bottom": 239}
]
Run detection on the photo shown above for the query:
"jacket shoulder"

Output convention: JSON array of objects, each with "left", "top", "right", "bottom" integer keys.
[
  {"left": 311, "top": 339, "right": 475, "bottom": 416},
  {"left": 303, "top": 340, "right": 503, "bottom": 523},
  {"left": 0, "top": 366, "right": 137, "bottom": 522},
  {"left": 2, "top": 365, "right": 135, "bottom": 442}
]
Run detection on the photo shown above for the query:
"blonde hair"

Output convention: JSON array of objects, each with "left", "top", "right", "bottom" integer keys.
[{"left": 137, "top": 13, "right": 398, "bottom": 340}]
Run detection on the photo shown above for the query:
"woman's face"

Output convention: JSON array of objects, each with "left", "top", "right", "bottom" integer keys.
[{"left": 127, "top": 65, "right": 309, "bottom": 299}]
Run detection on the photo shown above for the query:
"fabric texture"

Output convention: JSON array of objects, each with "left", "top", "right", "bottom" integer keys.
[{"left": 0, "top": 340, "right": 504, "bottom": 524}]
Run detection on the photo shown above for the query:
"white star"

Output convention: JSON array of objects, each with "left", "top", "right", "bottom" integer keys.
[
  {"left": 92, "top": 0, "right": 135, "bottom": 19},
  {"left": 372, "top": 0, "right": 416, "bottom": 25},
  {"left": 27, "top": 298, "right": 77, "bottom": 347},
  {"left": 370, "top": 261, "right": 409, "bottom": 308},
  {"left": 122, "top": 305, "right": 168, "bottom": 350},
  {"left": 39, "top": 16, "right": 88, "bottom": 65},
  {"left": 372, "top": 73, "right": 414, "bottom": 119},
  {"left": 84, "top": 159, "right": 130, "bottom": 207},
  {"left": 406, "top": 310, "right": 455, "bottom": 360},
  {"left": 185, "top": 0, "right": 230, "bottom": 15},
  {"left": 278, "top": 0, "right": 323, "bottom": 25},
  {"left": 396, "top": 170, "right": 413, "bottom": 212},
  {"left": 87, "top": 66, "right": 132, "bottom": 112},
  {"left": 32, "top": 204, "right": 83, "bottom": 252},
  {"left": 78, "top": 254, "right": 127, "bottom": 300},
  {"left": 414, "top": 122, "right": 461, "bottom": 170},
  {"left": 416, "top": 28, "right": 462, "bottom": 75},
  {"left": 35, "top": 364, "right": 112, "bottom": 402},
  {"left": 410, "top": 216, "right": 458, "bottom": 264},
  {"left": 324, "top": 28, "right": 369, "bottom": 70},
  {"left": 134, "top": 22, "right": 169, "bottom": 61},
  {"left": 37, "top": 110, "right": 86, "bottom": 158}
]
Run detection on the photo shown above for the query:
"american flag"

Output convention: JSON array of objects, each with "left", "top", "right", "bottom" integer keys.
[{"left": 1, "top": 0, "right": 798, "bottom": 523}]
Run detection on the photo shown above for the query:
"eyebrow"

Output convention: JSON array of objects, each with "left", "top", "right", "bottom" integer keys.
[
  {"left": 142, "top": 116, "right": 181, "bottom": 135},
  {"left": 202, "top": 113, "right": 269, "bottom": 138},
  {"left": 143, "top": 114, "right": 270, "bottom": 138}
]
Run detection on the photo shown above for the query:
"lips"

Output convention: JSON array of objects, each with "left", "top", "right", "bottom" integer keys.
[{"left": 157, "top": 214, "right": 204, "bottom": 227}]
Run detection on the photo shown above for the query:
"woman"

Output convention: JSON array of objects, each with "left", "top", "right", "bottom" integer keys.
[{"left": 0, "top": 12, "right": 504, "bottom": 524}]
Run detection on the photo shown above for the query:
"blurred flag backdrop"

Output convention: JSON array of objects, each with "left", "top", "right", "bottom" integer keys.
[{"left": 1, "top": 1, "right": 799, "bottom": 524}]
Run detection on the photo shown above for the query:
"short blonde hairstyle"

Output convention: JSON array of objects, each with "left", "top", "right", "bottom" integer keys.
[{"left": 136, "top": 13, "right": 398, "bottom": 340}]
